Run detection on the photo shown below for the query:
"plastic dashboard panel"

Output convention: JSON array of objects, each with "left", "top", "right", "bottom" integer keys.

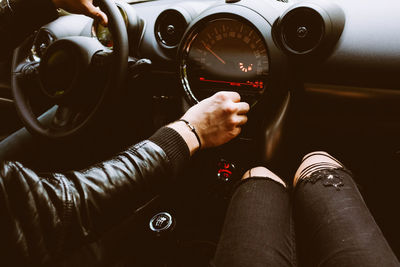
[
  {"left": 290, "top": 0, "right": 400, "bottom": 90},
  {"left": 130, "top": 0, "right": 400, "bottom": 91},
  {"left": 133, "top": 0, "right": 219, "bottom": 63},
  {"left": 27, "top": 0, "right": 400, "bottom": 102}
]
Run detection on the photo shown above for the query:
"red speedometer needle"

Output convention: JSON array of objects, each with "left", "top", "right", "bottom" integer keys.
[
  {"left": 201, "top": 41, "right": 226, "bottom": 65},
  {"left": 199, "top": 77, "right": 264, "bottom": 89}
]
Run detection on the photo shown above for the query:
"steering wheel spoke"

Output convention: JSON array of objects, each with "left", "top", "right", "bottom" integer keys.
[
  {"left": 91, "top": 50, "right": 113, "bottom": 69},
  {"left": 13, "top": 61, "right": 42, "bottom": 93},
  {"left": 52, "top": 105, "right": 81, "bottom": 128},
  {"left": 16, "top": 61, "right": 40, "bottom": 79}
]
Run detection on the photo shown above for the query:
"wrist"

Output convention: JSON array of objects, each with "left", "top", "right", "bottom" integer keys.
[
  {"left": 177, "top": 119, "right": 202, "bottom": 149},
  {"left": 167, "top": 120, "right": 200, "bottom": 156}
]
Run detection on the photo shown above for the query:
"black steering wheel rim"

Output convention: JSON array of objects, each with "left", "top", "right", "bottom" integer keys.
[{"left": 11, "top": 0, "right": 128, "bottom": 139}]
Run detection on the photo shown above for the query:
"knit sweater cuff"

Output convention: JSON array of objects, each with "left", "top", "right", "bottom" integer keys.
[{"left": 149, "top": 127, "right": 190, "bottom": 176}]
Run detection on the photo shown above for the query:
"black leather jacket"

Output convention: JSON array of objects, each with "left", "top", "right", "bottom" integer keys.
[
  {"left": 1, "top": 127, "right": 189, "bottom": 266},
  {"left": 0, "top": 1, "right": 190, "bottom": 265}
]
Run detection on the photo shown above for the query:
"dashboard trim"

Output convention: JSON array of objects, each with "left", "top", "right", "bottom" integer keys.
[
  {"left": 0, "top": 97, "right": 13, "bottom": 105},
  {"left": 305, "top": 83, "right": 400, "bottom": 99}
]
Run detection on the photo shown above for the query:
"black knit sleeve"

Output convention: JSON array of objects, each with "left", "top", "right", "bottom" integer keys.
[{"left": 149, "top": 126, "right": 190, "bottom": 176}]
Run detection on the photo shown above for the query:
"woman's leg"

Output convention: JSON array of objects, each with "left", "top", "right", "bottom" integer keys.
[
  {"left": 294, "top": 151, "right": 400, "bottom": 267},
  {"left": 213, "top": 167, "right": 296, "bottom": 267}
]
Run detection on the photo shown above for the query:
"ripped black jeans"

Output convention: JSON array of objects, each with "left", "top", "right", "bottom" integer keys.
[{"left": 213, "top": 168, "right": 400, "bottom": 267}]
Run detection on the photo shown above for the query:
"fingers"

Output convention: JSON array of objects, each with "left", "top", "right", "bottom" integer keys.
[
  {"left": 185, "top": 91, "right": 250, "bottom": 149},
  {"left": 236, "top": 102, "right": 250, "bottom": 115},
  {"left": 216, "top": 92, "right": 249, "bottom": 114},
  {"left": 51, "top": 0, "right": 108, "bottom": 25},
  {"left": 229, "top": 91, "right": 241, "bottom": 103},
  {"left": 84, "top": 2, "right": 108, "bottom": 25},
  {"left": 231, "top": 126, "right": 242, "bottom": 137},
  {"left": 223, "top": 102, "right": 248, "bottom": 128},
  {"left": 217, "top": 92, "right": 249, "bottom": 127},
  {"left": 213, "top": 92, "right": 250, "bottom": 110},
  {"left": 215, "top": 91, "right": 241, "bottom": 102},
  {"left": 235, "top": 114, "right": 248, "bottom": 126}
]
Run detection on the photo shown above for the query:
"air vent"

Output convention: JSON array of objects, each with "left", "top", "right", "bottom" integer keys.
[
  {"left": 276, "top": 0, "right": 345, "bottom": 56},
  {"left": 280, "top": 8, "right": 324, "bottom": 54},
  {"left": 155, "top": 9, "right": 188, "bottom": 48}
]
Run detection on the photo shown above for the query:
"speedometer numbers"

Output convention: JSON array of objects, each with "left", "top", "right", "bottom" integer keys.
[{"left": 181, "top": 19, "right": 269, "bottom": 106}]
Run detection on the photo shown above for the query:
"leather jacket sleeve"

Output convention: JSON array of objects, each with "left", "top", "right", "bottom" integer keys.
[
  {"left": 0, "top": 0, "right": 58, "bottom": 60},
  {"left": 0, "top": 127, "right": 190, "bottom": 266}
]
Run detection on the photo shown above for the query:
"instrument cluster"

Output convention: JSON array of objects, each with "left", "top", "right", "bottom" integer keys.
[
  {"left": 90, "top": 0, "right": 284, "bottom": 108},
  {"left": 179, "top": 17, "right": 269, "bottom": 107},
  {"left": 90, "top": 0, "right": 348, "bottom": 107},
  {"left": 172, "top": 1, "right": 290, "bottom": 108}
]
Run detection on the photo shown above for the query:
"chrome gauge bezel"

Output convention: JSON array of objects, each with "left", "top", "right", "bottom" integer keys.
[{"left": 179, "top": 13, "right": 271, "bottom": 107}]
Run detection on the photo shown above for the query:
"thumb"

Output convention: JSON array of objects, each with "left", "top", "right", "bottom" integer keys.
[{"left": 85, "top": 3, "right": 108, "bottom": 25}]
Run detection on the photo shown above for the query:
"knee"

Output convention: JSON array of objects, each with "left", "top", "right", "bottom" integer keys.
[
  {"left": 294, "top": 151, "right": 344, "bottom": 187},
  {"left": 242, "top": 166, "right": 287, "bottom": 188}
]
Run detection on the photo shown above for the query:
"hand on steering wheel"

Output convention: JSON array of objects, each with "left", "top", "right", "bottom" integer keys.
[
  {"left": 11, "top": 0, "right": 128, "bottom": 139},
  {"left": 52, "top": 0, "right": 108, "bottom": 25}
]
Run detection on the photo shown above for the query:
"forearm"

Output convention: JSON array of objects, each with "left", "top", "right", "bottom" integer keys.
[{"left": 0, "top": 0, "right": 58, "bottom": 60}]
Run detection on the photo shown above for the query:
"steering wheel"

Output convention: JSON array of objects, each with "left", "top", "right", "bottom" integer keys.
[{"left": 11, "top": 0, "right": 128, "bottom": 139}]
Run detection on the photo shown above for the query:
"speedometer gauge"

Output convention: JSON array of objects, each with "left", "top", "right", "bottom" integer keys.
[{"left": 180, "top": 18, "right": 269, "bottom": 106}]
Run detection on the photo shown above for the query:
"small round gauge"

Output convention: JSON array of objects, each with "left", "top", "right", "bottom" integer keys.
[
  {"left": 92, "top": 5, "right": 128, "bottom": 49},
  {"left": 180, "top": 18, "right": 269, "bottom": 106}
]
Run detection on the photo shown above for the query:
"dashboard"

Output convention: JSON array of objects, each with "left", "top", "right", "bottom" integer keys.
[
  {"left": 31, "top": 0, "right": 400, "bottom": 111},
  {"left": 132, "top": 0, "right": 400, "bottom": 91}
]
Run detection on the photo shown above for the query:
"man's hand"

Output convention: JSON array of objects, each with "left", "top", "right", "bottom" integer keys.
[
  {"left": 169, "top": 92, "right": 250, "bottom": 155},
  {"left": 183, "top": 91, "right": 249, "bottom": 148},
  {"left": 52, "top": 0, "right": 108, "bottom": 25}
]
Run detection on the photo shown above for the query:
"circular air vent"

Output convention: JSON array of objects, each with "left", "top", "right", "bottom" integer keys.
[
  {"left": 155, "top": 9, "right": 188, "bottom": 48},
  {"left": 280, "top": 7, "right": 324, "bottom": 54},
  {"left": 276, "top": 1, "right": 345, "bottom": 56}
]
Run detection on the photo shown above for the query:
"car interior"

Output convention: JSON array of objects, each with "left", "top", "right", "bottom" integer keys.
[{"left": 1, "top": 0, "right": 399, "bottom": 265}]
